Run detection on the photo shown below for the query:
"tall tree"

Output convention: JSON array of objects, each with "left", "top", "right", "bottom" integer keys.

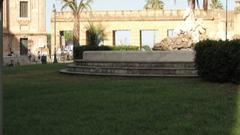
[
  {"left": 210, "top": 0, "right": 223, "bottom": 9},
  {"left": 61, "top": 0, "right": 93, "bottom": 47},
  {"left": 144, "top": 0, "right": 164, "bottom": 10}
]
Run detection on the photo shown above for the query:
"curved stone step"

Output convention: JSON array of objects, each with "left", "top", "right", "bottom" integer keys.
[
  {"left": 68, "top": 64, "right": 196, "bottom": 70},
  {"left": 64, "top": 64, "right": 197, "bottom": 76},
  {"left": 74, "top": 60, "right": 195, "bottom": 68},
  {"left": 60, "top": 69, "right": 198, "bottom": 77}
]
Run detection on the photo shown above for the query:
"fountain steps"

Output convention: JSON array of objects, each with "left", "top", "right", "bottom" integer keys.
[{"left": 60, "top": 60, "right": 198, "bottom": 77}]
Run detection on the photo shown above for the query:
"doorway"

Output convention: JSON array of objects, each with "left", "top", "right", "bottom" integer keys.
[
  {"left": 140, "top": 30, "right": 159, "bottom": 49},
  {"left": 113, "top": 30, "right": 131, "bottom": 46},
  {"left": 20, "top": 38, "right": 28, "bottom": 55}
]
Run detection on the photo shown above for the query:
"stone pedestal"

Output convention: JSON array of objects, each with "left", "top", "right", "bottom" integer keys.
[{"left": 83, "top": 51, "right": 195, "bottom": 62}]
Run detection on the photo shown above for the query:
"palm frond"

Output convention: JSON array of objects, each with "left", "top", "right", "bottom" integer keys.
[
  {"left": 86, "top": 22, "right": 106, "bottom": 46},
  {"left": 78, "top": 0, "right": 93, "bottom": 13},
  {"left": 144, "top": 0, "right": 164, "bottom": 10},
  {"left": 210, "top": 0, "right": 223, "bottom": 9},
  {"left": 61, "top": 0, "right": 77, "bottom": 12},
  {"left": 61, "top": 3, "right": 70, "bottom": 10}
]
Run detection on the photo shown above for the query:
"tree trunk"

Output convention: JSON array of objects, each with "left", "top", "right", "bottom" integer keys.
[
  {"left": 73, "top": 14, "right": 80, "bottom": 47},
  {"left": 203, "top": 0, "right": 208, "bottom": 11}
]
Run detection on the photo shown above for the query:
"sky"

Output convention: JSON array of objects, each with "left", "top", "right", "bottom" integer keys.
[{"left": 46, "top": 0, "right": 235, "bottom": 33}]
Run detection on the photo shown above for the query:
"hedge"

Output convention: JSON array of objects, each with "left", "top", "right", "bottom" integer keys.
[
  {"left": 194, "top": 39, "right": 240, "bottom": 83},
  {"left": 112, "top": 45, "right": 139, "bottom": 51},
  {"left": 74, "top": 45, "right": 140, "bottom": 59}
]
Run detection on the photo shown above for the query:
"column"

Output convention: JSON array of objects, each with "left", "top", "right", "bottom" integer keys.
[{"left": 103, "top": 30, "right": 114, "bottom": 46}]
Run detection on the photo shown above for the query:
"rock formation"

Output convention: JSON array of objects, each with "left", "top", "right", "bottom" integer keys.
[{"left": 153, "top": 33, "right": 193, "bottom": 51}]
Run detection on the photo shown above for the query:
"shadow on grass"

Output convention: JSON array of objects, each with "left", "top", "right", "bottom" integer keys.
[{"left": 3, "top": 64, "right": 240, "bottom": 135}]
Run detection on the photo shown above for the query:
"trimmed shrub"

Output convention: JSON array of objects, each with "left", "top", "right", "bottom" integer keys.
[
  {"left": 194, "top": 39, "right": 240, "bottom": 83},
  {"left": 112, "top": 45, "right": 139, "bottom": 51},
  {"left": 74, "top": 45, "right": 112, "bottom": 59},
  {"left": 74, "top": 45, "right": 140, "bottom": 59},
  {"left": 142, "top": 45, "right": 152, "bottom": 51}
]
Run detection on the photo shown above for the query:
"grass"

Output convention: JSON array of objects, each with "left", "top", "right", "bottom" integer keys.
[{"left": 3, "top": 64, "right": 240, "bottom": 135}]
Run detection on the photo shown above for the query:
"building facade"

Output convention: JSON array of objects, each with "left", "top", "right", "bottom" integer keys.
[
  {"left": 3, "top": 0, "right": 47, "bottom": 59},
  {"left": 51, "top": 1, "right": 240, "bottom": 55}
]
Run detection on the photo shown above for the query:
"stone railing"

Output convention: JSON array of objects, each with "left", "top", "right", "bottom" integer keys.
[{"left": 51, "top": 9, "right": 226, "bottom": 22}]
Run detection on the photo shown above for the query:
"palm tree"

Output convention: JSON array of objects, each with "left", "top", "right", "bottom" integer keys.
[
  {"left": 86, "top": 23, "right": 106, "bottom": 46},
  {"left": 61, "top": 0, "right": 93, "bottom": 47},
  {"left": 210, "top": 0, "right": 223, "bottom": 9},
  {"left": 144, "top": 0, "right": 164, "bottom": 10},
  {"left": 187, "top": 0, "right": 208, "bottom": 10}
]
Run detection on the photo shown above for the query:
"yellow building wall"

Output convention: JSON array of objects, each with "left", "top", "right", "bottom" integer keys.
[{"left": 51, "top": 9, "right": 238, "bottom": 55}]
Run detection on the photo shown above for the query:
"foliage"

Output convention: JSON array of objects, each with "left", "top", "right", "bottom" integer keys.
[
  {"left": 74, "top": 45, "right": 112, "bottom": 59},
  {"left": 61, "top": 0, "right": 93, "bottom": 13},
  {"left": 4, "top": 64, "right": 240, "bottom": 135},
  {"left": 142, "top": 45, "right": 152, "bottom": 51},
  {"left": 235, "top": 6, "right": 240, "bottom": 14},
  {"left": 64, "top": 31, "right": 74, "bottom": 42},
  {"left": 210, "top": 0, "right": 223, "bottom": 9},
  {"left": 144, "top": 0, "right": 164, "bottom": 10},
  {"left": 112, "top": 45, "right": 139, "bottom": 51},
  {"left": 47, "top": 34, "right": 51, "bottom": 53},
  {"left": 74, "top": 45, "right": 140, "bottom": 59},
  {"left": 47, "top": 34, "right": 51, "bottom": 45},
  {"left": 61, "top": 0, "right": 93, "bottom": 47},
  {"left": 86, "top": 23, "right": 106, "bottom": 46},
  {"left": 194, "top": 39, "right": 240, "bottom": 83}
]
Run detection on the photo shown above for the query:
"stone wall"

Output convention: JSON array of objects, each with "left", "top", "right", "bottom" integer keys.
[
  {"left": 234, "top": 13, "right": 240, "bottom": 36},
  {"left": 3, "top": 56, "right": 30, "bottom": 66}
]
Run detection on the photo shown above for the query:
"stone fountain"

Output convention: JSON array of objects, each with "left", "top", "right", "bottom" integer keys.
[{"left": 60, "top": 8, "right": 202, "bottom": 77}]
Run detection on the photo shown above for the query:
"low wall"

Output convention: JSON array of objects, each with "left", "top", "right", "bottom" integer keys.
[
  {"left": 83, "top": 51, "right": 195, "bottom": 62},
  {"left": 3, "top": 56, "right": 30, "bottom": 66}
]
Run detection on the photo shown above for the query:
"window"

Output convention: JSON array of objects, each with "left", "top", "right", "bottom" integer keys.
[
  {"left": 167, "top": 29, "right": 177, "bottom": 38},
  {"left": 20, "top": 1, "right": 28, "bottom": 18}
]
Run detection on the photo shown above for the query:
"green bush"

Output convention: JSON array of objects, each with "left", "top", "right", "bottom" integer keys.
[
  {"left": 74, "top": 45, "right": 140, "bottom": 59},
  {"left": 112, "top": 45, "right": 139, "bottom": 51},
  {"left": 74, "top": 45, "right": 112, "bottom": 59},
  {"left": 194, "top": 39, "right": 240, "bottom": 83},
  {"left": 142, "top": 45, "right": 152, "bottom": 51},
  {"left": 235, "top": 6, "right": 240, "bottom": 14},
  {"left": 64, "top": 31, "right": 74, "bottom": 42}
]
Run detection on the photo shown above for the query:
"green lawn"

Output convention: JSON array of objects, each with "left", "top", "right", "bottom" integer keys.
[{"left": 3, "top": 64, "right": 240, "bottom": 135}]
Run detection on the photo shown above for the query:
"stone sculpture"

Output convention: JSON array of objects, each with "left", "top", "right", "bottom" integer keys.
[{"left": 153, "top": 8, "right": 207, "bottom": 51}]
